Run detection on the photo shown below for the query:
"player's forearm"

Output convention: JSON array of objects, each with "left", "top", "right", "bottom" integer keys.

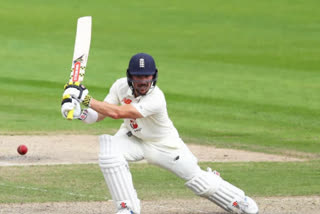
[
  {"left": 89, "top": 98, "right": 142, "bottom": 119},
  {"left": 88, "top": 98, "right": 118, "bottom": 119}
]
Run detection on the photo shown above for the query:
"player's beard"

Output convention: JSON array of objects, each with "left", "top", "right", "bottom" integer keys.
[{"left": 134, "top": 82, "right": 152, "bottom": 96}]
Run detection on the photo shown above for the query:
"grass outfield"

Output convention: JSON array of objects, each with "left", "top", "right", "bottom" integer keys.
[
  {"left": 1, "top": 1, "right": 320, "bottom": 155},
  {"left": 0, "top": 161, "right": 319, "bottom": 203}
]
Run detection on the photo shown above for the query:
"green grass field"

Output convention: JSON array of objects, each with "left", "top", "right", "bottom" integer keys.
[
  {"left": 0, "top": 0, "right": 320, "bottom": 202},
  {"left": 1, "top": 161, "right": 319, "bottom": 203}
]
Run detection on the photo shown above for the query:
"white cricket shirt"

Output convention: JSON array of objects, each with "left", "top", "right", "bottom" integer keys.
[{"left": 104, "top": 77, "right": 181, "bottom": 145}]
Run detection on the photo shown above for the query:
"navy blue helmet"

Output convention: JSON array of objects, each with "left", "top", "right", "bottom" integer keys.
[{"left": 126, "top": 53, "right": 158, "bottom": 93}]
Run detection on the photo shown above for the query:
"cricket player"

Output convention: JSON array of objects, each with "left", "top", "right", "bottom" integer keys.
[{"left": 61, "top": 53, "right": 259, "bottom": 214}]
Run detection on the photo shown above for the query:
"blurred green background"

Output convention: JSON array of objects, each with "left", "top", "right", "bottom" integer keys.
[{"left": 1, "top": 0, "right": 320, "bottom": 155}]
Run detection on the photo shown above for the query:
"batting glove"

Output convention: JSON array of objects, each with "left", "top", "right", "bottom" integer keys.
[
  {"left": 63, "top": 83, "right": 89, "bottom": 102},
  {"left": 61, "top": 95, "right": 82, "bottom": 119}
]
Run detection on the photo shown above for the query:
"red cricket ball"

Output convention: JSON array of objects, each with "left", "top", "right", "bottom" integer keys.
[{"left": 17, "top": 145, "right": 28, "bottom": 155}]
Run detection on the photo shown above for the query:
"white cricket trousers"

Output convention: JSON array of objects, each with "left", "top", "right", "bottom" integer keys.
[{"left": 110, "top": 127, "right": 202, "bottom": 180}]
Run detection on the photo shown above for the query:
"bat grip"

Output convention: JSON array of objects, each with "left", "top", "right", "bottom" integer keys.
[{"left": 67, "top": 109, "right": 74, "bottom": 120}]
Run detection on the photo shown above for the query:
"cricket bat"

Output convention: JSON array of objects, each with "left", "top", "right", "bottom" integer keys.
[{"left": 66, "top": 16, "right": 92, "bottom": 120}]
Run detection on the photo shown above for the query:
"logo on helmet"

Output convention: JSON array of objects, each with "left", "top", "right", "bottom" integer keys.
[{"left": 139, "top": 58, "right": 145, "bottom": 68}]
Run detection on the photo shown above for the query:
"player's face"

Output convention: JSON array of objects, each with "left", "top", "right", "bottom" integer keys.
[{"left": 132, "top": 75, "right": 153, "bottom": 96}]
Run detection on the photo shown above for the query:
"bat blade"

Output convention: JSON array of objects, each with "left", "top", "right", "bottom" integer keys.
[
  {"left": 70, "top": 16, "right": 92, "bottom": 83},
  {"left": 67, "top": 16, "right": 92, "bottom": 120}
]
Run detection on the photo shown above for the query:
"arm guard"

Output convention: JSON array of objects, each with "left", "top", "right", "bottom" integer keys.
[{"left": 79, "top": 108, "right": 98, "bottom": 124}]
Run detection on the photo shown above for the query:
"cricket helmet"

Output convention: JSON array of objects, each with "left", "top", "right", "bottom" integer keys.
[{"left": 126, "top": 53, "right": 158, "bottom": 93}]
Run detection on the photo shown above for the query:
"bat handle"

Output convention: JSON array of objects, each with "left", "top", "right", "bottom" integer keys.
[{"left": 67, "top": 109, "right": 74, "bottom": 120}]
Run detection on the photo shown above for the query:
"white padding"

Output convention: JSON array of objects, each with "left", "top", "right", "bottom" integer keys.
[
  {"left": 185, "top": 168, "right": 245, "bottom": 213},
  {"left": 99, "top": 134, "right": 140, "bottom": 214},
  {"left": 81, "top": 108, "right": 98, "bottom": 124}
]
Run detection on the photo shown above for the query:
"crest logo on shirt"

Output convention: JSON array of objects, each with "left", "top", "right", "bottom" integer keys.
[
  {"left": 130, "top": 119, "right": 139, "bottom": 129},
  {"left": 123, "top": 98, "right": 132, "bottom": 104},
  {"left": 139, "top": 58, "right": 145, "bottom": 68}
]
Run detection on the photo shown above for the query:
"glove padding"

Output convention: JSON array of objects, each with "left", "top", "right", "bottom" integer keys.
[
  {"left": 61, "top": 97, "right": 82, "bottom": 119},
  {"left": 63, "top": 83, "right": 89, "bottom": 102}
]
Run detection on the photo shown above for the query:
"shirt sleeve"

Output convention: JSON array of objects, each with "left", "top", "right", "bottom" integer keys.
[
  {"left": 104, "top": 81, "right": 120, "bottom": 105},
  {"left": 131, "top": 90, "right": 166, "bottom": 117}
]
